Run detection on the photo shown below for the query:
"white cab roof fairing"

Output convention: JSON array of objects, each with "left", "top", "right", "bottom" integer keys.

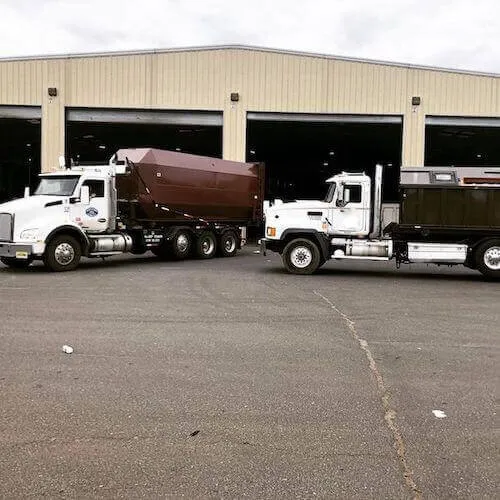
[
  {"left": 325, "top": 172, "right": 367, "bottom": 183},
  {"left": 39, "top": 165, "right": 111, "bottom": 177}
]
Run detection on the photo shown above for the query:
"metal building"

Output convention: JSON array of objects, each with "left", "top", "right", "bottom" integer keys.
[{"left": 0, "top": 44, "right": 499, "bottom": 202}]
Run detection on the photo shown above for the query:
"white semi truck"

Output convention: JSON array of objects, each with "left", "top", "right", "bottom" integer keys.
[
  {"left": 261, "top": 165, "right": 500, "bottom": 280},
  {"left": 0, "top": 148, "right": 264, "bottom": 272}
]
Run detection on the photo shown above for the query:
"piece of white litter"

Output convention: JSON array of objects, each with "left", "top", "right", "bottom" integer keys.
[
  {"left": 62, "top": 345, "right": 74, "bottom": 354},
  {"left": 432, "top": 409, "right": 447, "bottom": 418}
]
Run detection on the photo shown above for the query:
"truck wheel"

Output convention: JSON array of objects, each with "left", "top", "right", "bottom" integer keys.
[
  {"left": 43, "top": 235, "right": 81, "bottom": 272},
  {"left": 0, "top": 257, "right": 33, "bottom": 269},
  {"left": 171, "top": 230, "right": 192, "bottom": 260},
  {"left": 475, "top": 239, "right": 500, "bottom": 279},
  {"left": 218, "top": 230, "right": 238, "bottom": 257},
  {"left": 196, "top": 231, "right": 217, "bottom": 259},
  {"left": 282, "top": 238, "right": 321, "bottom": 275}
]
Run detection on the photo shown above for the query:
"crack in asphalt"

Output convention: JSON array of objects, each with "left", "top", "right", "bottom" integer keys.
[{"left": 313, "top": 290, "right": 422, "bottom": 499}]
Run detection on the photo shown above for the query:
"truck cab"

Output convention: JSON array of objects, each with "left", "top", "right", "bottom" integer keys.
[
  {"left": 262, "top": 167, "right": 385, "bottom": 271},
  {"left": 265, "top": 171, "right": 372, "bottom": 240},
  {"left": 0, "top": 161, "right": 124, "bottom": 271}
]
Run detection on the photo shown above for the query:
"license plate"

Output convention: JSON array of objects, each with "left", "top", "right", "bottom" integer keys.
[{"left": 15, "top": 251, "right": 29, "bottom": 259}]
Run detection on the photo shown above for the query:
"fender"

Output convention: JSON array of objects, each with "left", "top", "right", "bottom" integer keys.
[
  {"left": 45, "top": 225, "right": 91, "bottom": 255},
  {"left": 281, "top": 229, "right": 330, "bottom": 261}
]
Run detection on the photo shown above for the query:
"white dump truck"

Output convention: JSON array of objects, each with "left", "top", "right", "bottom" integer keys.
[{"left": 261, "top": 165, "right": 500, "bottom": 280}]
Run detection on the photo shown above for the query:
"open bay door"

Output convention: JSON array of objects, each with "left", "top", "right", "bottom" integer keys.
[
  {"left": 0, "top": 106, "right": 41, "bottom": 202},
  {"left": 66, "top": 108, "right": 223, "bottom": 163},
  {"left": 425, "top": 116, "right": 500, "bottom": 166},
  {"left": 247, "top": 112, "right": 403, "bottom": 203}
]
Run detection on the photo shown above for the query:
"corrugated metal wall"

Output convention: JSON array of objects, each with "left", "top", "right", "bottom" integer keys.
[{"left": 0, "top": 47, "right": 498, "bottom": 171}]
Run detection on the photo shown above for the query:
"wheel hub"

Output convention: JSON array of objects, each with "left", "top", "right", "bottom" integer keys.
[
  {"left": 224, "top": 237, "right": 236, "bottom": 253},
  {"left": 201, "top": 238, "right": 214, "bottom": 254},
  {"left": 54, "top": 243, "right": 75, "bottom": 266},
  {"left": 484, "top": 246, "right": 500, "bottom": 270},
  {"left": 176, "top": 234, "right": 189, "bottom": 252},
  {"left": 290, "top": 246, "right": 313, "bottom": 268}
]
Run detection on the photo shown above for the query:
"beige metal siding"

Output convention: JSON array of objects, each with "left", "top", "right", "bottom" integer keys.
[
  {"left": 67, "top": 55, "right": 152, "bottom": 107},
  {"left": 0, "top": 47, "right": 498, "bottom": 171},
  {"left": 0, "top": 60, "right": 44, "bottom": 104}
]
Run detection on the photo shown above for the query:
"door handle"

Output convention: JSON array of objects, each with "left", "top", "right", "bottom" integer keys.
[{"left": 98, "top": 218, "right": 107, "bottom": 223}]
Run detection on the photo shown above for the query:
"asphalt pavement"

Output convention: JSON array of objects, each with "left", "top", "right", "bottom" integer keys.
[{"left": 0, "top": 248, "right": 498, "bottom": 498}]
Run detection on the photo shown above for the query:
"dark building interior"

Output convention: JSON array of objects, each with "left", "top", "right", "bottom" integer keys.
[
  {"left": 247, "top": 119, "right": 403, "bottom": 202},
  {"left": 0, "top": 117, "right": 41, "bottom": 203}
]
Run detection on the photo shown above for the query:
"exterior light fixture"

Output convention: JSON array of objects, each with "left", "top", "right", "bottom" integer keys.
[
  {"left": 230, "top": 92, "right": 240, "bottom": 102},
  {"left": 411, "top": 96, "right": 421, "bottom": 106},
  {"left": 48, "top": 87, "right": 58, "bottom": 97}
]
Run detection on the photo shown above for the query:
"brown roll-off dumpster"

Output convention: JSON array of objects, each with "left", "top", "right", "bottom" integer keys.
[{"left": 115, "top": 148, "right": 265, "bottom": 224}]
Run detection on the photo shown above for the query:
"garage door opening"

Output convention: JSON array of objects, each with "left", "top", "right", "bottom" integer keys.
[
  {"left": 66, "top": 108, "right": 223, "bottom": 164},
  {"left": 0, "top": 107, "right": 41, "bottom": 203},
  {"left": 425, "top": 117, "right": 500, "bottom": 167},
  {"left": 247, "top": 114, "right": 403, "bottom": 202}
]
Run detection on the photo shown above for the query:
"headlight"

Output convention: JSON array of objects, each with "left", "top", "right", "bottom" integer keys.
[{"left": 19, "top": 228, "right": 39, "bottom": 240}]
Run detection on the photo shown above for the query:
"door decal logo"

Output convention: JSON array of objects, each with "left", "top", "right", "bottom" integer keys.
[{"left": 85, "top": 207, "right": 99, "bottom": 217}]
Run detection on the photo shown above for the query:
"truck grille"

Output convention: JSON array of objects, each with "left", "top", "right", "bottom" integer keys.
[{"left": 0, "top": 213, "right": 13, "bottom": 242}]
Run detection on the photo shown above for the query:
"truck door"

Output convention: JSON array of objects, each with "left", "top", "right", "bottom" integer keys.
[
  {"left": 80, "top": 179, "right": 110, "bottom": 233},
  {"left": 329, "top": 181, "right": 370, "bottom": 236}
]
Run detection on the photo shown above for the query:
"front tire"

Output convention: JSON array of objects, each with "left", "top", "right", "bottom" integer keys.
[
  {"left": 43, "top": 235, "right": 82, "bottom": 272},
  {"left": 0, "top": 257, "right": 33, "bottom": 269},
  {"left": 282, "top": 238, "right": 321, "bottom": 275},
  {"left": 475, "top": 239, "right": 500, "bottom": 280}
]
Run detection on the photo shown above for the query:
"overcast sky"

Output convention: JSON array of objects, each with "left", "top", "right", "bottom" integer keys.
[{"left": 0, "top": 0, "right": 498, "bottom": 73}]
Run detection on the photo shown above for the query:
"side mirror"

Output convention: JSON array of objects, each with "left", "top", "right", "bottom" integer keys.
[
  {"left": 81, "top": 185, "right": 90, "bottom": 205},
  {"left": 24, "top": 186, "right": 30, "bottom": 198},
  {"left": 336, "top": 183, "right": 344, "bottom": 205},
  {"left": 336, "top": 184, "right": 347, "bottom": 207},
  {"left": 336, "top": 186, "right": 352, "bottom": 207}
]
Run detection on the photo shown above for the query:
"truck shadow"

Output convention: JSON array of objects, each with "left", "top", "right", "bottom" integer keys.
[
  {"left": 261, "top": 265, "right": 488, "bottom": 283},
  {"left": 0, "top": 253, "right": 244, "bottom": 273}
]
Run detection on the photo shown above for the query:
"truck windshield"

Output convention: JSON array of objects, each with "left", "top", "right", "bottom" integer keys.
[
  {"left": 323, "top": 183, "right": 336, "bottom": 202},
  {"left": 34, "top": 176, "right": 80, "bottom": 196}
]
